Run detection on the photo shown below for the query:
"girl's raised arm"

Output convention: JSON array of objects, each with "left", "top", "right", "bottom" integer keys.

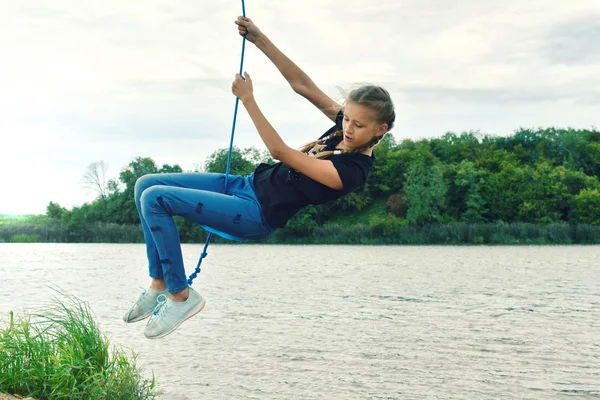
[{"left": 236, "top": 16, "right": 343, "bottom": 122}]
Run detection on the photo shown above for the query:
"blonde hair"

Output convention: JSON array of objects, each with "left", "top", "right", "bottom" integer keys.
[{"left": 299, "top": 85, "right": 395, "bottom": 159}]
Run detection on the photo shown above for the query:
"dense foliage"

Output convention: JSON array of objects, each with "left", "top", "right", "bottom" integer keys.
[{"left": 2, "top": 127, "right": 600, "bottom": 244}]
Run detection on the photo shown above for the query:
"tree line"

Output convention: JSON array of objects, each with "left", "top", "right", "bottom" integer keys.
[{"left": 2, "top": 126, "right": 600, "bottom": 244}]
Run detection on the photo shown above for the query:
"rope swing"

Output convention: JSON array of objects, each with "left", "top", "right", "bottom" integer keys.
[{"left": 187, "top": 0, "right": 248, "bottom": 286}]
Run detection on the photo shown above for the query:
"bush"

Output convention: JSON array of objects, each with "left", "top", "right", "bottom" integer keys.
[
  {"left": 0, "top": 291, "right": 160, "bottom": 400},
  {"left": 386, "top": 193, "right": 408, "bottom": 218}
]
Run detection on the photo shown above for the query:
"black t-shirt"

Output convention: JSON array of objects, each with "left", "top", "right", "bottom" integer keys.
[{"left": 252, "top": 110, "right": 375, "bottom": 228}]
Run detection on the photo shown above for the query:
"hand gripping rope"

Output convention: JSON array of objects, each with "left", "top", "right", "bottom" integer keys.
[{"left": 187, "top": 0, "right": 247, "bottom": 286}]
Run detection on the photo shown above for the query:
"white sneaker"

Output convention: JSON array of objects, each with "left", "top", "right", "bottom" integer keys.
[
  {"left": 144, "top": 287, "right": 206, "bottom": 339},
  {"left": 123, "top": 287, "right": 168, "bottom": 323}
]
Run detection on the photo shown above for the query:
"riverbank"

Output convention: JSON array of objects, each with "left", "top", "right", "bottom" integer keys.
[{"left": 2, "top": 217, "right": 600, "bottom": 245}]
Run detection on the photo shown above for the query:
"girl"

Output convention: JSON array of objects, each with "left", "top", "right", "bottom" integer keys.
[{"left": 124, "top": 16, "right": 395, "bottom": 339}]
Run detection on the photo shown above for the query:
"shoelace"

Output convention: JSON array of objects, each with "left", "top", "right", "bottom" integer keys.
[{"left": 152, "top": 294, "right": 168, "bottom": 318}]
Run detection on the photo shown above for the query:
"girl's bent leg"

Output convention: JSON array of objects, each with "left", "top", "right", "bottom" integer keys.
[
  {"left": 139, "top": 183, "right": 268, "bottom": 293},
  {"left": 134, "top": 172, "right": 231, "bottom": 282}
]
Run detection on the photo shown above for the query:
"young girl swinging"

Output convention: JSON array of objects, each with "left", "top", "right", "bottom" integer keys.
[{"left": 124, "top": 16, "right": 396, "bottom": 339}]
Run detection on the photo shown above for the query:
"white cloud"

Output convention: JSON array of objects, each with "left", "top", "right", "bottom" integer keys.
[{"left": 1, "top": 0, "right": 599, "bottom": 214}]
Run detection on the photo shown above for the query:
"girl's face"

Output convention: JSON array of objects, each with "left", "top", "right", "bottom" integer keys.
[{"left": 342, "top": 102, "right": 388, "bottom": 152}]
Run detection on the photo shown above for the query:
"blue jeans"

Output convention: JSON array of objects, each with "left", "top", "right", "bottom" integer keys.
[{"left": 135, "top": 172, "right": 275, "bottom": 293}]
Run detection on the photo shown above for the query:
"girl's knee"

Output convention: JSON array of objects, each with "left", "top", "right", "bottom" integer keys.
[
  {"left": 135, "top": 174, "right": 161, "bottom": 199},
  {"left": 140, "top": 186, "right": 172, "bottom": 218},
  {"left": 139, "top": 186, "right": 166, "bottom": 210}
]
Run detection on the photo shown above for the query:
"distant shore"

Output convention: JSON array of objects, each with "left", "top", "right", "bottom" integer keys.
[{"left": 2, "top": 216, "right": 600, "bottom": 245}]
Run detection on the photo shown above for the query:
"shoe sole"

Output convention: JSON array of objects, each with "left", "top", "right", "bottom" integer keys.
[{"left": 144, "top": 297, "right": 206, "bottom": 340}]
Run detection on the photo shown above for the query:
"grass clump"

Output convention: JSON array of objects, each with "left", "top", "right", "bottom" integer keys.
[{"left": 0, "top": 292, "right": 160, "bottom": 400}]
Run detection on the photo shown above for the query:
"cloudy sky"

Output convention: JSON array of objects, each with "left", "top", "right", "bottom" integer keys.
[{"left": 1, "top": 0, "right": 599, "bottom": 215}]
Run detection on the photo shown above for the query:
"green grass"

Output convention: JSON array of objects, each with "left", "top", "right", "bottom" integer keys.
[
  {"left": 0, "top": 290, "right": 160, "bottom": 400},
  {"left": 0, "top": 215, "right": 47, "bottom": 229},
  {"left": 0, "top": 215, "right": 41, "bottom": 221},
  {"left": 266, "top": 221, "right": 600, "bottom": 245},
  {"left": 8, "top": 234, "right": 39, "bottom": 243}
]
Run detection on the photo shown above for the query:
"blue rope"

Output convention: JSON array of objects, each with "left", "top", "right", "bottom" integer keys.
[{"left": 188, "top": 0, "right": 247, "bottom": 286}]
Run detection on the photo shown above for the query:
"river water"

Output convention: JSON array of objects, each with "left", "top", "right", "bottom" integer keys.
[{"left": 1, "top": 244, "right": 599, "bottom": 399}]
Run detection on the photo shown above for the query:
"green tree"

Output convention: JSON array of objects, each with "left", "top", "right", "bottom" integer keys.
[
  {"left": 570, "top": 189, "right": 600, "bottom": 225},
  {"left": 204, "top": 147, "right": 263, "bottom": 175},
  {"left": 241, "top": 147, "right": 274, "bottom": 166},
  {"left": 333, "top": 191, "right": 371, "bottom": 212},
  {"left": 517, "top": 161, "right": 569, "bottom": 223},
  {"left": 430, "top": 131, "right": 481, "bottom": 165},
  {"left": 453, "top": 160, "right": 487, "bottom": 223},
  {"left": 281, "top": 205, "right": 319, "bottom": 236},
  {"left": 46, "top": 202, "right": 66, "bottom": 220},
  {"left": 405, "top": 155, "right": 447, "bottom": 225},
  {"left": 368, "top": 136, "right": 411, "bottom": 196},
  {"left": 481, "top": 161, "right": 527, "bottom": 222}
]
